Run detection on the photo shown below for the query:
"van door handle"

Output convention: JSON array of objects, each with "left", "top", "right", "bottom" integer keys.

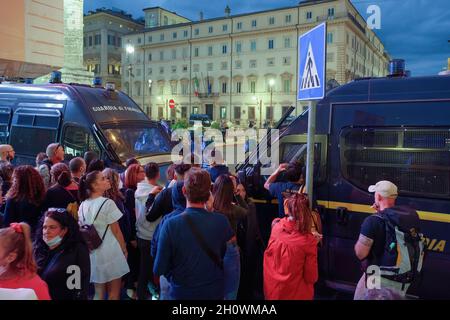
[{"left": 336, "top": 207, "right": 349, "bottom": 226}]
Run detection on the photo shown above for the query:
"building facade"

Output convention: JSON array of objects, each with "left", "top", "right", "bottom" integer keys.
[
  {"left": 83, "top": 8, "right": 144, "bottom": 89},
  {"left": 122, "top": 0, "right": 390, "bottom": 126}
]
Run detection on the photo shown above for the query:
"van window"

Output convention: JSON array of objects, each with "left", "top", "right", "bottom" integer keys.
[
  {"left": 10, "top": 109, "right": 61, "bottom": 156},
  {"left": 341, "top": 127, "right": 450, "bottom": 199},
  {"left": 0, "top": 107, "right": 12, "bottom": 144},
  {"left": 63, "top": 125, "right": 101, "bottom": 157}
]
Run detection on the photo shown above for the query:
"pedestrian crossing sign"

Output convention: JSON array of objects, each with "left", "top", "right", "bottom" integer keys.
[{"left": 298, "top": 22, "right": 326, "bottom": 101}]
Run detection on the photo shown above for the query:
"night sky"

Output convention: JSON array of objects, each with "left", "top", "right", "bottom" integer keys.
[{"left": 84, "top": 0, "right": 450, "bottom": 76}]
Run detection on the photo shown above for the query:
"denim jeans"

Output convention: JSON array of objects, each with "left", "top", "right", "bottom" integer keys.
[{"left": 224, "top": 242, "right": 241, "bottom": 300}]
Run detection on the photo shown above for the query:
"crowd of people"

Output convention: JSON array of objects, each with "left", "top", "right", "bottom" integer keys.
[{"left": 0, "top": 142, "right": 410, "bottom": 301}]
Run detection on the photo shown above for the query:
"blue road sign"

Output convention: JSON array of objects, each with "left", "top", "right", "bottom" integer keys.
[{"left": 298, "top": 22, "right": 326, "bottom": 101}]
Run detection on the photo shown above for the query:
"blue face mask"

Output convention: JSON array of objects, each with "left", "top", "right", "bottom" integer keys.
[{"left": 44, "top": 235, "right": 63, "bottom": 248}]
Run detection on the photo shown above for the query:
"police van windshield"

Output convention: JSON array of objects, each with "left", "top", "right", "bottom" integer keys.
[{"left": 103, "top": 126, "right": 171, "bottom": 161}]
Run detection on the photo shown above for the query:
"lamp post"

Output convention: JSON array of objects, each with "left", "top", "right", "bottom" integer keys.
[
  {"left": 269, "top": 79, "right": 275, "bottom": 127},
  {"left": 147, "top": 79, "right": 153, "bottom": 117},
  {"left": 126, "top": 44, "right": 135, "bottom": 97},
  {"left": 253, "top": 96, "right": 263, "bottom": 129}
]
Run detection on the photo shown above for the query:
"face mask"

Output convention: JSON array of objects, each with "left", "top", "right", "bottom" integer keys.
[{"left": 44, "top": 236, "right": 63, "bottom": 248}]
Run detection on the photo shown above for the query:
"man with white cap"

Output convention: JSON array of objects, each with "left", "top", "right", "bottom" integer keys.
[{"left": 353, "top": 180, "right": 399, "bottom": 299}]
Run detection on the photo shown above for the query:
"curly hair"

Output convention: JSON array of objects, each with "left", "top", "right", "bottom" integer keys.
[{"left": 6, "top": 165, "right": 46, "bottom": 206}]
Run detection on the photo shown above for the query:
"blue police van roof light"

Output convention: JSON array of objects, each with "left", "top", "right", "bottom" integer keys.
[
  {"left": 25, "top": 78, "right": 34, "bottom": 84},
  {"left": 389, "top": 59, "right": 406, "bottom": 77},
  {"left": 105, "top": 82, "right": 115, "bottom": 91},
  {"left": 49, "top": 71, "right": 62, "bottom": 84},
  {"left": 93, "top": 77, "right": 102, "bottom": 86}
]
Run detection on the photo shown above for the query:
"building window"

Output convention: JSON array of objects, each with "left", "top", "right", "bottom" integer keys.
[
  {"left": 94, "top": 34, "right": 101, "bottom": 45},
  {"left": 221, "top": 62, "right": 228, "bottom": 70},
  {"left": 248, "top": 107, "right": 255, "bottom": 120},
  {"left": 237, "top": 22, "right": 242, "bottom": 30},
  {"left": 194, "top": 28, "right": 199, "bottom": 35},
  {"left": 160, "top": 34, "right": 164, "bottom": 41},
  {"left": 207, "top": 63, "right": 213, "bottom": 71},
  {"left": 159, "top": 67, "right": 164, "bottom": 74},
  {"left": 181, "top": 83, "right": 188, "bottom": 95},
  {"left": 137, "top": 37, "right": 142, "bottom": 44},
  {"left": 136, "top": 69, "right": 141, "bottom": 77},
  {"left": 183, "top": 30, "right": 188, "bottom": 37},
  {"left": 160, "top": 51, "right": 164, "bottom": 61},
  {"left": 148, "top": 68, "right": 152, "bottom": 75},
  {"left": 234, "top": 106, "right": 241, "bottom": 119},
  {"left": 193, "top": 106, "right": 199, "bottom": 114},
  {"left": 208, "top": 46, "right": 213, "bottom": 56},
  {"left": 328, "top": 8, "right": 335, "bottom": 17},
  {"left": 159, "top": 85, "right": 164, "bottom": 95},
  {"left": 182, "top": 47, "right": 188, "bottom": 58},
  {"left": 267, "top": 58, "right": 275, "bottom": 67},
  {"left": 222, "top": 82, "right": 227, "bottom": 93},
  {"left": 194, "top": 47, "right": 199, "bottom": 57},
  {"left": 249, "top": 60, "right": 257, "bottom": 68},
  {"left": 170, "top": 82, "right": 177, "bottom": 94},
  {"left": 222, "top": 45, "right": 227, "bottom": 54},
  {"left": 250, "top": 40, "right": 256, "bottom": 52},
  {"left": 223, "top": 24, "right": 228, "bottom": 32},
  {"left": 235, "top": 60, "right": 242, "bottom": 69},
  {"left": 250, "top": 81, "right": 256, "bottom": 93},
  {"left": 183, "top": 65, "right": 188, "bottom": 72},
  {"left": 283, "top": 79, "right": 291, "bottom": 93},
  {"left": 83, "top": 37, "right": 87, "bottom": 47},
  {"left": 173, "top": 32, "right": 177, "bottom": 39},
  {"left": 284, "top": 37, "right": 291, "bottom": 48},
  {"left": 148, "top": 36, "right": 152, "bottom": 42},
  {"left": 220, "top": 107, "right": 227, "bottom": 119},
  {"left": 94, "top": 64, "right": 100, "bottom": 73},
  {"left": 236, "top": 42, "right": 242, "bottom": 53},
  {"left": 346, "top": 33, "right": 349, "bottom": 44},
  {"left": 208, "top": 26, "right": 213, "bottom": 33},
  {"left": 306, "top": 12, "right": 312, "bottom": 20},
  {"left": 283, "top": 57, "right": 291, "bottom": 65},
  {"left": 268, "top": 39, "right": 274, "bottom": 49},
  {"left": 327, "top": 32, "right": 333, "bottom": 44},
  {"left": 251, "top": 19, "right": 257, "bottom": 28},
  {"left": 193, "top": 64, "right": 199, "bottom": 72},
  {"left": 327, "top": 52, "right": 335, "bottom": 63},
  {"left": 88, "top": 36, "right": 92, "bottom": 46},
  {"left": 266, "top": 106, "right": 273, "bottom": 120},
  {"left": 236, "top": 82, "right": 242, "bottom": 94},
  {"left": 172, "top": 49, "right": 176, "bottom": 59},
  {"left": 285, "top": 14, "right": 292, "bottom": 23},
  {"left": 118, "top": 37, "right": 122, "bottom": 47},
  {"left": 171, "top": 66, "right": 177, "bottom": 73},
  {"left": 269, "top": 17, "right": 275, "bottom": 25}
]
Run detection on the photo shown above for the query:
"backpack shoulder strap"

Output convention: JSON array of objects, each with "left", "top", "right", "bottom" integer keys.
[
  {"left": 183, "top": 213, "right": 224, "bottom": 270},
  {"left": 93, "top": 199, "right": 109, "bottom": 223}
]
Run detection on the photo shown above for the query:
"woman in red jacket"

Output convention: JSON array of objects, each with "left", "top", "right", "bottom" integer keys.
[{"left": 263, "top": 193, "right": 320, "bottom": 300}]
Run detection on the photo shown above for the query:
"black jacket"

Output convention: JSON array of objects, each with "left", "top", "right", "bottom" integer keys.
[
  {"left": 37, "top": 241, "right": 91, "bottom": 300},
  {"left": 145, "top": 186, "right": 173, "bottom": 223},
  {"left": 42, "top": 185, "right": 79, "bottom": 212}
]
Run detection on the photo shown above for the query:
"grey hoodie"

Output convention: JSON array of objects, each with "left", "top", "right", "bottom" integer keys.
[{"left": 135, "top": 180, "right": 161, "bottom": 240}]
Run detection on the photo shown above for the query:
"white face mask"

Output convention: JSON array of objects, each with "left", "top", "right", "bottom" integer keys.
[{"left": 44, "top": 235, "right": 63, "bottom": 248}]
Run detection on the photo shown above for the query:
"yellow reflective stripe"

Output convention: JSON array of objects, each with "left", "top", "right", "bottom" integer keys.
[{"left": 317, "top": 200, "right": 450, "bottom": 224}]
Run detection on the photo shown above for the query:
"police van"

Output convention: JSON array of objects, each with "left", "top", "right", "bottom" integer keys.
[
  {"left": 0, "top": 76, "right": 172, "bottom": 173},
  {"left": 238, "top": 71, "right": 450, "bottom": 299}
]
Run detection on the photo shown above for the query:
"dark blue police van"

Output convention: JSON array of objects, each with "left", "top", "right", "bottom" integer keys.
[
  {"left": 238, "top": 73, "right": 450, "bottom": 299},
  {"left": 0, "top": 79, "right": 172, "bottom": 173}
]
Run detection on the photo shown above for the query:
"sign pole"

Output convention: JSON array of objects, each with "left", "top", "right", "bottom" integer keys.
[{"left": 305, "top": 100, "right": 316, "bottom": 209}]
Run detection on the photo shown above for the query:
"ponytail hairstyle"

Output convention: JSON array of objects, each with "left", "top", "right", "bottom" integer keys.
[
  {"left": 78, "top": 170, "right": 101, "bottom": 201},
  {"left": 0, "top": 223, "right": 37, "bottom": 277},
  {"left": 284, "top": 193, "right": 313, "bottom": 234},
  {"left": 50, "top": 163, "right": 72, "bottom": 188}
]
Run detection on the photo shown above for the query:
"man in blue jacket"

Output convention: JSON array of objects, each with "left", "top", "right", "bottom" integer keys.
[{"left": 154, "top": 168, "right": 233, "bottom": 300}]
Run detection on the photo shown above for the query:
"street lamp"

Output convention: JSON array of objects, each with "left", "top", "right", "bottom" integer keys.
[
  {"left": 125, "top": 45, "right": 135, "bottom": 97},
  {"left": 253, "top": 96, "right": 263, "bottom": 129},
  {"left": 269, "top": 79, "right": 275, "bottom": 127}
]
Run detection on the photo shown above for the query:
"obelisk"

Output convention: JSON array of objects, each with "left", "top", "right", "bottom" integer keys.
[{"left": 36, "top": 0, "right": 93, "bottom": 84}]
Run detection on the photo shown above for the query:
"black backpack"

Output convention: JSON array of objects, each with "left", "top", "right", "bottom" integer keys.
[{"left": 79, "top": 199, "right": 109, "bottom": 252}]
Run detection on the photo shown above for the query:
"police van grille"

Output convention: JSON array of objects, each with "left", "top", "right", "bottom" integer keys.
[
  {"left": 345, "top": 150, "right": 450, "bottom": 167},
  {"left": 347, "top": 165, "right": 450, "bottom": 197},
  {"left": 404, "top": 131, "right": 450, "bottom": 149}
]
